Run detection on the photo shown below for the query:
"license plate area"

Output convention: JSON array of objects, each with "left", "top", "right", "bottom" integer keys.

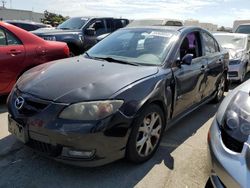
[{"left": 8, "top": 117, "right": 29, "bottom": 143}]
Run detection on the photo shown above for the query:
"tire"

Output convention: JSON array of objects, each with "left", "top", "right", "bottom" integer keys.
[
  {"left": 212, "top": 74, "right": 226, "bottom": 103},
  {"left": 126, "top": 104, "right": 165, "bottom": 163}
]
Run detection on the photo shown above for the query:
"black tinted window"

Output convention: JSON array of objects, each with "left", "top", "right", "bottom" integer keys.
[
  {"left": 203, "top": 32, "right": 218, "bottom": 55},
  {"left": 236, "top": 25, "right": 250, "bottom": 34}
]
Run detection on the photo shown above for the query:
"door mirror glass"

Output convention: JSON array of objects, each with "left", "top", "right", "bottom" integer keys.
[
  {"left": 85, "top": 28, "right": 96, "bottom": 36},
  {"left": 182, "top": 54, "right": 193, "bottom": 65}
]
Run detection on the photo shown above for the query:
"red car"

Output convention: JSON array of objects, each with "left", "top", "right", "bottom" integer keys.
[{"left": 0, "top": 22, "right": 69, "bottom": 95}]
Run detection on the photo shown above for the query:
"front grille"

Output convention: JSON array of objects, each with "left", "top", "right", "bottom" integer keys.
[
  {"left": 28, "top": 139, "right": 62, "bottom": 157},
  {"left": 228, "top": 71, "right": 238, "bottom": 77},
  {"left": 221, "top": 129, "right": 244, "bottom": 153},
  {"left": 18, "top": 98, "right": 48, "bottom": 116},
  {"left": 13, "top": 90, "right": 50, "bottom": 116},
  {"left": 229, "top": 60, "right": 240, "bottom": 65}
]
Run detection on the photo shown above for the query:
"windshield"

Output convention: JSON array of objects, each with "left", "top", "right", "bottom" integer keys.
[
  {"left": 87, "top": 29, "right": 176, "bottom": 66},
  {"left": 57, "top": 17, "right": 88, "bottom": 30},
  {"left": 214, "top": 35, "right": 246, "bottom": 50},
  {"left": 236, "top": 25, "right": 250, "bottom": 34}
]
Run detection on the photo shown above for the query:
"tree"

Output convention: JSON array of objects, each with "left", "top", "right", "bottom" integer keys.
[{"left": 41, "top": 10, "right": 69, "bottom": 27}]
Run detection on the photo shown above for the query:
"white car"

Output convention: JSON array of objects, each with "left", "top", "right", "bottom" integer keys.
[{"left": 214, "top": 33, "right": 250, "bottom": 82}]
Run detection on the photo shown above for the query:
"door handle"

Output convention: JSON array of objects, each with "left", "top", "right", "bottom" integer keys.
[{"left": 8, "top": 49, "right": 22, "bottom": 56}]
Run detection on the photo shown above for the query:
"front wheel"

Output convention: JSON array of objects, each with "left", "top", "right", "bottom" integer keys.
[
  {"left": 126, "top": 104, "right": 165, "bottom": 163},
  {"left": 212, "top": 74, "right": 226, "bottom": 103}
]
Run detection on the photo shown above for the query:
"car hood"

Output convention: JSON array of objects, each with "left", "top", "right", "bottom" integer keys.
[
  {"left": 32, "top": 28, "right": 81, "bottom": 36},
  {"left": 222, "top": 45, "right": 244, "bottom": 59},
  {"left": 17, "top": 56, "right": 159, "bottom": 103}
]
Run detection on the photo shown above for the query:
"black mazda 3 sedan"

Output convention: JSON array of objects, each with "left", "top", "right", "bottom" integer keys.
[{"left": 8, "top": 26, "right": 229, "bottom": 167}]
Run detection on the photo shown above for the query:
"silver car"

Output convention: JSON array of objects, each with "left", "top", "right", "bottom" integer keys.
[
  {"left": 214, "top": 33, "right": 250, "bottom": 82},
  {"left": 208, "top": 79, "right": 250, "bottom": 187}
]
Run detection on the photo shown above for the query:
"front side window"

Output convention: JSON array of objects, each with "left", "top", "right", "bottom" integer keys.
[
  {"left": 88, "top": 19, "right": 106, "bottom": 36},
  {"left": 179, "top": 32, "right": 202, "bottom": 60},
  {"left": 87, "top": 29, "right": 176, "bottom": 65}
]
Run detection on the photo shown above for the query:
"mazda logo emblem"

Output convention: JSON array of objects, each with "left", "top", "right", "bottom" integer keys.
[{"left": 15, "top": 96, "right": 25, "bottom": 110}]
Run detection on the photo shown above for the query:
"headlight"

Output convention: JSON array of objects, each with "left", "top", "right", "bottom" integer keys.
[
  {"left": 43, "top": 36, "right": 57, "bottom": 41},
  {"left": 59, "top": 100, "right": 124, "bottom": 121},
  {"left": 233, "top": 51, "right": 244, "bottom": 59},
  {"left": 220, "top": 91, "right": 250, "bottom": 135}
]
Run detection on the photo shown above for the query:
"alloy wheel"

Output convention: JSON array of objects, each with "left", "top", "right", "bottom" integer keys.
[{"left": 136, "top": 112, "right": 162, "bottom": 157}]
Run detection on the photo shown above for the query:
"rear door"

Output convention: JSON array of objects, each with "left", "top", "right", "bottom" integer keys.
[
  {"left": 201, "top": 31, "right": 224, "bottom": 97},
  {"left": 172, "top": 31, "right": 207, "bottom": 117},
  {"left": 0, "top": 27, "right": 25, "bottom": 92}
]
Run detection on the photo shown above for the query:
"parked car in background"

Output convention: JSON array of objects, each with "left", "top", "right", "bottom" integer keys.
[
  {"left": 208, "top": 79, "right": 250, "bottom": 188},
  {"left": 8, "top": 26, "right": 228, "bottom": 167},
  {"left": 235, "top": 23, "right": 250, "bottom": 34},
  {"left": 214, "top": 33, "right": 250, "bottom": 82},
  {"left": 0, "top": 22, "right": 69, "bottom": 95},
  {"left": 32, "top": 17, "right": 129, "bottom": 56},
  {"left": 5, "top": 20, "right": 51, "bottom": 31},
  {"left": 127, "top": 19, "right": 183, "bottom": 27}
]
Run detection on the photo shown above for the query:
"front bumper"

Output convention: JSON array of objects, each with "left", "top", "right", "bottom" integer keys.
[
  {"left": 208, "top": 119, "right": 250, "bottom": 188},
  {"left": 7, "top": 90, "right": 132, "bottom": 167}
]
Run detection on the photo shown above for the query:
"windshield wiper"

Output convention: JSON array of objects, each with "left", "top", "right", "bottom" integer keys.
[{"left": 92, "top": 56, "right": 139, "bottom": 66}]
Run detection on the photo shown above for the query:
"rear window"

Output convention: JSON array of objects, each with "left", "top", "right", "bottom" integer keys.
[{"left": 236, "top": 25, "right": 250, "bottom": 34}]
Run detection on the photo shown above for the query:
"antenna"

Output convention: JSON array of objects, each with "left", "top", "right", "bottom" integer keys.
[{"left": 1, "top": 1, "right": 6, "bottom": 8}]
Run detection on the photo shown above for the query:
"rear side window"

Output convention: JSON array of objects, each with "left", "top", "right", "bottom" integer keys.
[
  {"left": 0, "top": 28, "right": 7, "bottom": 45},
  {"left": 202, "top": 32, "right": 219, "bottom": 55},
  {"left": 0, "top": 27, "right": 22, "bottom": 46}
]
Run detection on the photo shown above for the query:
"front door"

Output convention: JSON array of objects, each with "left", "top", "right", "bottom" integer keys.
[{"left": 172, "top": 31, "right": 207, "bottom": 117}]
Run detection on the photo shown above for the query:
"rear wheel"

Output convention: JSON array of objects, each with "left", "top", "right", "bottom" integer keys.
[
  {"left": 212, "top": 74, "right": 226, "bottom": 103},
  {"left": 126, "top": 104, "right": 165, "bottom": 163}
]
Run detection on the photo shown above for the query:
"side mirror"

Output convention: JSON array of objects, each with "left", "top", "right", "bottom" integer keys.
[
  {"left": 182, "top": 54, "right": 193, "bottom": 65},
  {"left": 85, "top": 28, "right": 96, "bottom": 36}
]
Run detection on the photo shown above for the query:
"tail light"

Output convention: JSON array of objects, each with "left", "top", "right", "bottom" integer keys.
[{"left": 63, "top": 45, "right": 70, "bottom": 57}]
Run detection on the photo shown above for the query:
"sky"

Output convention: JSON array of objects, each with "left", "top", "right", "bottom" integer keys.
[{"left": 3, "top": 0, "right": 250, "bottom": 27}]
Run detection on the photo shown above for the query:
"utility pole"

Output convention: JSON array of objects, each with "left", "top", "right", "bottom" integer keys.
[{"left": 1, "top": 1, "right": 7, "bottom": 8}]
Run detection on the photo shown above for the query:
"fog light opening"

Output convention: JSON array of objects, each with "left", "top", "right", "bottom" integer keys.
[{"left": 63, "top": 147, "right": 95, "bottom": 159}]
